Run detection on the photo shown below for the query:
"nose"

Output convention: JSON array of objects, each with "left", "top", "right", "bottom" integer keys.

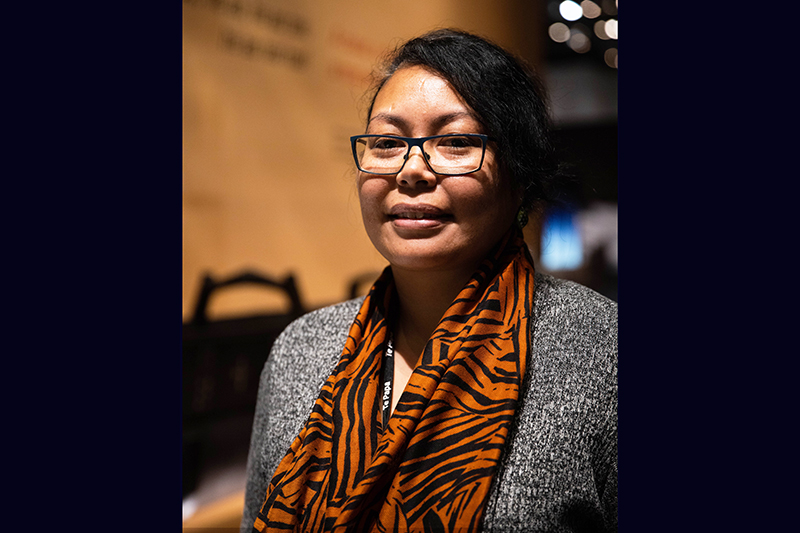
[{"left": 396, "top": 146, "right": 436, "bottom": 189}]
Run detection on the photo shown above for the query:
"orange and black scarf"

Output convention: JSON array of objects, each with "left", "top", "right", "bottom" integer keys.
[{"left": 254, "top": 228, "right": 535, "bottom": 532}]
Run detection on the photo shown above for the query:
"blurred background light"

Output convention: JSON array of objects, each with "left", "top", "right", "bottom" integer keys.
[
  {"left": 559, "top": 1, "right": 583, "bottom": 22},
  {"left": 568, "top": 30, "right": 591, "bottom": 53},
  {"left": 604, "top": 47, "right": 618, "bottom": 68},
  {"left": 594, "top": 20, "right": 610, "bottom": 40},
  {"left": 581, "top": 1, "right": 602, "bottom": 19},
  {"left": 605, "top": 18, "right": 617, "bottom": 39},
  {"left": 541, "top": 207, "right": 584, "bottom": 271},
  {"left": 601, "top": 0, "right": 618, "bottom": 16},
  {"left": 549, "top": 22, "right": 571, "bottom": 43}
]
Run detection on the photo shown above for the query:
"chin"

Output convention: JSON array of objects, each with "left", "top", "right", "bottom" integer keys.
[
  {"left": 380, "top": 244, "right": 479, "bottom": 275},
  {"left": 388, "top": 256, "right": 453, "bottom": 272}
]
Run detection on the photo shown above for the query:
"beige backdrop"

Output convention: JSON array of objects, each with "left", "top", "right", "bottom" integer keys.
[{"left": 183, "top": 0, "right": 545, "bottom": 319}]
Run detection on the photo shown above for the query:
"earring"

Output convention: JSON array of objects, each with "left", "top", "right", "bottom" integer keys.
[{"left": 516, "top": 207, "right": 529, "bottom": 229}]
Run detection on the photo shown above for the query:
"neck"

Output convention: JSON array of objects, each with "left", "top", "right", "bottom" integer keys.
[{"left": 390, "top": 266, "right": 474, "bottom": 361}]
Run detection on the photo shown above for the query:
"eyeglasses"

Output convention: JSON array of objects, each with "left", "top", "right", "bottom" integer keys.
[{"left": 350, "top": 133, "right": 490, "bottom": 176}]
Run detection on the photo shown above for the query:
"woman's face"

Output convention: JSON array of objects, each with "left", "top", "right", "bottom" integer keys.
[{"left": 358, "top": 65, "right": 519, "bottom": 278}]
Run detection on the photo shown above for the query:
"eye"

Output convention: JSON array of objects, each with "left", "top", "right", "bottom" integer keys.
[
  {"left": 438, "top": 135, "right": 481, "bottom": 148},
  {"left": 371, "top": 137, "right": 405, "bottom": 150}
]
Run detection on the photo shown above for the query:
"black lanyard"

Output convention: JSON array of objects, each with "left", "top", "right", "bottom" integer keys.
[{"left": 380, "top": 334, "right": 394, "bottom": 430}]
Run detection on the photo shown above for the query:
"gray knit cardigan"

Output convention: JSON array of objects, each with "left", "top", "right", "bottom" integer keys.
[{"left": 241, "top": 272, "right": 618, "bottom": 532}]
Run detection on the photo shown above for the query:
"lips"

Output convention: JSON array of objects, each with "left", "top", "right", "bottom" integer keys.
[
  {"left": 388, "top": 203, "right": 452, "bottom": 229},
  {"left": 389, "top": 203, "right": 449, "bottom": 218}
]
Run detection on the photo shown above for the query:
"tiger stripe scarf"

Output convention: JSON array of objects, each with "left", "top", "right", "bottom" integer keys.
[{"left": 254, "top": 228, "right": 535, "bottom": 532}]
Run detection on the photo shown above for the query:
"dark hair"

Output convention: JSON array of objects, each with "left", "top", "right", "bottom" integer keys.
[{"left": 366, "top": 28, "right": 561, "bottom": 215}]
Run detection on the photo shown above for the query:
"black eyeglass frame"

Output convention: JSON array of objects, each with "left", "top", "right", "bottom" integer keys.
[{"left": 350, "top": 133, "right": 492, "bottom": 176}]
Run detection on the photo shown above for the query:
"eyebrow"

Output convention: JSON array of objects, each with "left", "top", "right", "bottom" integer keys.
[{"left": 367, "top": 111, "right": 480, "bottom": 132}]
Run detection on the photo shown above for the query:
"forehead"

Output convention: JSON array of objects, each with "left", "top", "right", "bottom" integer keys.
[{"left": 369, "top": 66, "right": 480, "bottom": 128}]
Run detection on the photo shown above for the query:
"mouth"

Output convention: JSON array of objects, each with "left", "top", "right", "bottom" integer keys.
[
  {"left": 388, "top": 203, "right": 452, "bottom": 229},
  {"left": 391, "top": 212, "right": 446, "bottom": 220}
]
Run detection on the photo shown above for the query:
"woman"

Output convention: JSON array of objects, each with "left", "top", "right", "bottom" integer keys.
[{"left": 241, "top": 29, "right": 617, "bottom": 532}]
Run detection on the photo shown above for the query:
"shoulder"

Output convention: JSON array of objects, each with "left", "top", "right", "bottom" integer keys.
[
  {"left": 258, "top": 297, "right": 364, "bottom": 420},
  {"left": 265, "top": 297, "right": 364, "bottom": 381},
  {"left": 532, "top": 272, "right": 617, "bottom": 350},
  {"left": 533, "top": 272, "right": 617, "bottom": 326},
  {"left": 274, "top": 297, "right": 365, "bottom": 351}
]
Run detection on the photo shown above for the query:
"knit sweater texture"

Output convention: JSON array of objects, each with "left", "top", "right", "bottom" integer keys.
[{"left": 241, "top": 272, "right": 617, "bottom": 532}]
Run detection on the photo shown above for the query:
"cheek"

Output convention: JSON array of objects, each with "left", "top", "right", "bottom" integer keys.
[
  {"left": 452, "top": 179, "right": 506, "bottom": 215},
  {"left": 358, "top": 177, "right": 388, "bottom": 222},
  {"left": 456, "top": 180, "right": 517, "bottom": 234}
]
